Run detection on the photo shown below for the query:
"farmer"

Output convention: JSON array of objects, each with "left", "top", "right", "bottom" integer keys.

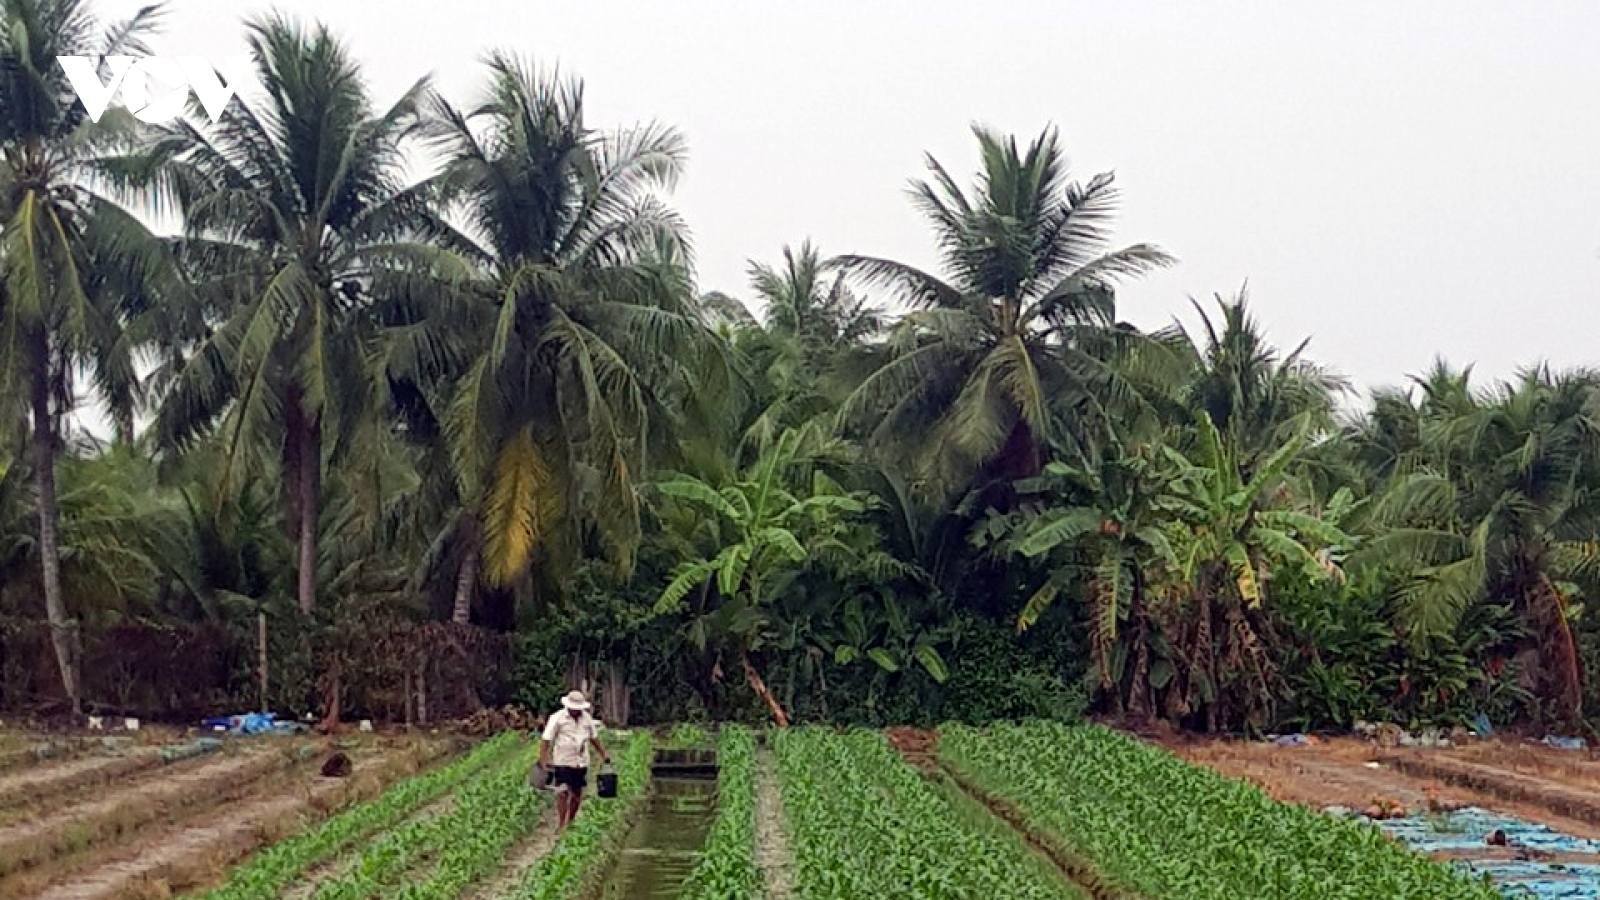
[{"left": 539, "top": 690, "right": 610, "bottom": 833}]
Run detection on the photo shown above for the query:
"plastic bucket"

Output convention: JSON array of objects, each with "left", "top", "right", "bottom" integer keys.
[{"left": 597, "top": 767, "right": 618, "bottom": 799}]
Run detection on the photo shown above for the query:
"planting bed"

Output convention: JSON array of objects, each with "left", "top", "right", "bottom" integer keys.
[
  {"left": 0, "top": 731, "right": 451, "bottom": 899},
  {"left": 774, "top": 727, "right": 1088, "bottom": 898}
]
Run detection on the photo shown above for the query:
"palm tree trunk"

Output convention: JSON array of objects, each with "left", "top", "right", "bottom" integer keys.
[
  {"left": 451, "top": 516, "right": 479, "bottom": 625},
  {"left": 1533, "top": 575, "right": 1583, "bottom": 729},
  {"left": 289, "top": 408, "right": 320, "bottom": 616},
  {"left": 30, "top": 337, "right": 78, "bottom": 716}
]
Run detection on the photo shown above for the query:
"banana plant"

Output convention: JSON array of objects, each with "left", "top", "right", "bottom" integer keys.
[
  {"left": 828, "top": 589, "right": 949, "bottom": 683},
  {"left": 654, "top": 425, "right": 874, "bottom": 726},
  {"left": 997, "top": 445, "right": 1184, "bottom": 715},
  {"left": 1155, "top": 412, "right": 1349, "bottom": 730}
]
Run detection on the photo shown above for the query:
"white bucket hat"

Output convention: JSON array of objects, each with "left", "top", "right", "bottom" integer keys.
[{"left": 560, "top": 690, "right": 591, "bottom": 711}]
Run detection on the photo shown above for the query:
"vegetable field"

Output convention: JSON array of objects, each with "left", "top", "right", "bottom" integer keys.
[{"left": 0, "top": 721, "right": 1572, "bottom": 898}]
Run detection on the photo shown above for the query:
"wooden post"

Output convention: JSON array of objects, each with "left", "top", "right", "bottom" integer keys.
[
  {"left": 257, "top": 613, "right": 268, "bottom": 712},
  {"left": 417, "top": 661, "right": 428, "bottom": 726},
  {"left": 403, "top": 669, "right": 413, "bottom": 729}
]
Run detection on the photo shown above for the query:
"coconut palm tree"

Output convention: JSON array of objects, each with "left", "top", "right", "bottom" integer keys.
[
  {"left": 1167, "top": 292, "right": 1348, "bottom": 472},
  {"left": 128, "top": 14, "right": 436, "bottom": 616},
  {"left": 835, "top": 126, "right": 1173, "bottom": 506},
  {"left": 731, "top": 241, "right": 882, "bottom": 467},
  {"left": 0, "top": 0, "right": 170, "bottom": 713},
  {"left": 421, "top": 54, "right": 724, "bottom": 603},
  {"left": 1362, "top": 365, "right": 1600, "bottom": 728}
]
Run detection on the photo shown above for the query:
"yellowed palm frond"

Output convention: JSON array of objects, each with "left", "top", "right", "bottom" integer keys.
[
  {"left": 596, "top": 445, "right": 640, "bottom": 575},
  {"left": 481, "top": 427, "right": 565, "bottom": 587},
  {"left": 994, "top": 335, "right": 1047, "bottom": 434}
]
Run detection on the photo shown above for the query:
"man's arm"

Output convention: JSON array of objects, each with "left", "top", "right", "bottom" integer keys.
[{"left": 589, "top": 736, "right": 609, "bottom": 764}]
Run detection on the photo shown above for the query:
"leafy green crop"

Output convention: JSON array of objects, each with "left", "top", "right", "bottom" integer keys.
[
  {"left": 197, "top": 733, "right": 519, "bottom": 900},
  {"left": 667, "top": 722, "right": 712, "bottom": 749},
  {"left": 774, "top": 727, "right": 1079, "bottom": 898},
  {"left": 512, "top": 731, "right": 653, "bottom": 899},
  {"left": 939, "top": 722, "right": 1503, "bottom": 900},
  {"left": 385, "top": 746, "right": 551, "bottom": 899},
  {"left": 679, "top": 724, "right": 760, "bottom": 900},
  {"left": 309, "top": 741, "right": 542, "bottom": 900}
]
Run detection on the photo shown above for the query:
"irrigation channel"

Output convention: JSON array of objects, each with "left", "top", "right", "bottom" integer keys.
[{"left": 599, "top": 748, "right": 720, "bottom": 899}]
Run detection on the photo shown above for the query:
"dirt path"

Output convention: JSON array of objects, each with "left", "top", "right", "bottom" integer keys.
[
  {"left": 753, "top": 748, "right": 793, "bottom": 900},
  {"left": 884, "top": 727, "right": 937, "bottom": 770},
  {"left": 459, "top": 804, "right": 559, "bottom": 900},
  {"left": 24, "top": 746, "right": 426, "bottom": 900},
  {"left": 0, "top": 748, "right": 295, "bottom": 878},
  {"left": 0, "top": 749, "right": 163, "bottom": 812}
]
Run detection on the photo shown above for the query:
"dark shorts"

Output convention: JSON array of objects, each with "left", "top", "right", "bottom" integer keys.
[{"left": 551, "top": 765, "right": 588, "bottom": 792}]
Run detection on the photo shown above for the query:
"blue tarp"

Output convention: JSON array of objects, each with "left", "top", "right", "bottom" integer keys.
[
  {"left": 1356, "top": 806, "right": 1600, "bottom": 898},
  {"left": 201, "top": 712, "right": 299, "bottom": 735}
]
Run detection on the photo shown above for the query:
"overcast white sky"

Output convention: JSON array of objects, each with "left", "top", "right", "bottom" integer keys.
[{"left": 99, "top": 0, "right": 1600, "bottom": 402}]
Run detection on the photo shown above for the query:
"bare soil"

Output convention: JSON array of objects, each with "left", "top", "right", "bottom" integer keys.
[
  {"left": 0, "top": 748, "right": 310, "bottom": 879},
  {"left": 1167, "top": 736, "right": 1600, "bottom": 839},
  {"left": 0, "top": 749, "right": 164, "bottom": 812},
  {"left": 25, "top": 744, "right": 434, "bottom": 900},
  {"left": 752, "top": 748, "right": 793, "bottom": 900}
]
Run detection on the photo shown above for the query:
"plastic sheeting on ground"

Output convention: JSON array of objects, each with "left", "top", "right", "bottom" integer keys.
[
  {"left": 200, "top": 712, "right": 306, "bottom": 736},
  {"left": 158, "top": 736, "right": 222, "bottom": 764},
  {"left": 1340, "top": 806, "right": 1600, "bottom": 898}
]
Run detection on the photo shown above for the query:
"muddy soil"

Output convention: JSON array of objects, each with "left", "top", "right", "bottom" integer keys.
[
  {"left": 883, "top": 727, "right": 937, "bottom": 770},
  {"left": 1168, "top": 737, "right": 1600, "bottom": 840}
]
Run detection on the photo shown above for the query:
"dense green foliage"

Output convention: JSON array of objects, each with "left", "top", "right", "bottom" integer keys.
[
  {"left": 773, "top": 727, "right": 1082, "bottom": 898},
  {"left": 679, "top": 724, "right": 760, "bottom": 900},
  {"left": 1, "top": 0, "right": 1597, "bottom": 736},
  {"left": 199, "top": 733, "right": 519, "bottom": 900},
  {"left": 939, "top": 722, "right": 1501, "bottom": 899}
]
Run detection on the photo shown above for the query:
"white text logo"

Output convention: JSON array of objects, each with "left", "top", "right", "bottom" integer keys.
[{"left": 56, "top": 56, "right": 254, "bottom": 124}]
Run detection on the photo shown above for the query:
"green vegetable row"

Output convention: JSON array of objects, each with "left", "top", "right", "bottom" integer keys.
[
  {"left": 773, "top": 727, "right": 1079, "bottom": 899},
  {"left": 310, "top": 740, "right": 542, "bottom": 900},
  {"left": 512, "top": 731, "right": 653, "bottom": 900},
  {"left": 939, "top": 722, "right": 1503, "bottom": 900},
  {"left": 680, "top": 725, "right": 761, "bottom": 900},
  {"left": 385, "top": 745, "right": 551, "bottom": 899},
  {"left": 195, "top": 732, "right": 519, "bottom": 900}
]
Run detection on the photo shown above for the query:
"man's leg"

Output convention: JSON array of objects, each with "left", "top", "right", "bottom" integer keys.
[{"left": 569, "top": 787, "right": 584, "bottom": 823}]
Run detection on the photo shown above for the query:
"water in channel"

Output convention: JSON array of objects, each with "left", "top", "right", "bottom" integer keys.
[{"left": 599, "top": 773, "right": 719, "bottom": 899}]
